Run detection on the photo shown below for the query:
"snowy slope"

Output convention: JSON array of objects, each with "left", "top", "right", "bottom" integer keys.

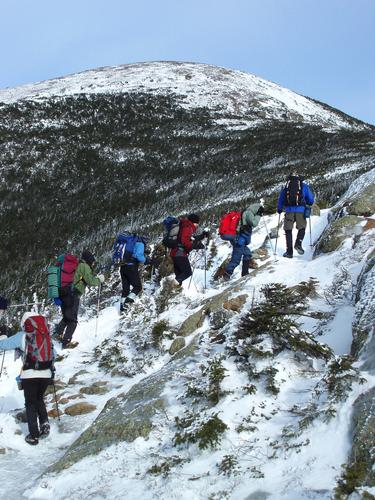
[
  {"left": 0, "top": 180, "right": 374, "bottom": 499},
  {"left": 0, "top": 62, "right": 368, "bottom": 131}
]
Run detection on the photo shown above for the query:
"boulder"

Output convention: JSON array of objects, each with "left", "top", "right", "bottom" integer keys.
[
  {"left": 252, "top": 247, "right": 269, "bottom": 261},
  {"left": 169, "top": 337, "right": 186, "bottom": 355},
  {"left": 48, "top": 337, "right": 199, "bottom": 473},
  {"left": 59, "top": 395, "right": 84, "bottom": 405},
  {"left": 210, "top": 309, "right": 233, "bottom": 330},
  {"left": 64, "top": 402, "right": 97, "bottom": 416},
  {"left": 347, "top": 183, "right": 375, "bottom": 217},
  {"left": 47, "top": 408, "right": 60, "bottom": 419},
  {"left": 14, "top": 410, "right": 27, "bottom": 423},
  {"left": 79, "top": 384, "right": 109, "bottom": 395},
  {"left": 0, "top": 448, "right": 6, "bottom": 455},
  {"left": 68, "top": 370, "right": 89, "bottom": 385},
  {"left": 316, "top": 215, "right": 361, "bottom": 253},
  {"left": 223, "top": 294, "right": 248, "bottom": 312}
]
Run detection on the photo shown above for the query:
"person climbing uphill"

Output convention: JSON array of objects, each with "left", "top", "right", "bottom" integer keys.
[
  {"left": 119, "top": 235, "right": 148, "bottom": 311},
  {"left": 277, "top": 174, "right": 314, "bottom": 258},
  {"left": 223, "top": 201, "right": 264, "bottom": 280},
  {"left": 170, "top": 214, "right": 208, "bottom": 285},
  {"left": 55, "top": 250, "right": 104, "bottom": 348},
  {"left": 0, "top": 312, "right": 54, "bottom": 446}
]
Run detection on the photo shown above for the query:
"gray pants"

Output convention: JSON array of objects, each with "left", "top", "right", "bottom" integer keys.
[{"left": 284, "top": 212, "right": 306, "bottom": 231}]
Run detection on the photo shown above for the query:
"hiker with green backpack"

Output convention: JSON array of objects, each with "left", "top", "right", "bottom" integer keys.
[{"left": 52, "top": 250, "right": 104, "bottom": 348}]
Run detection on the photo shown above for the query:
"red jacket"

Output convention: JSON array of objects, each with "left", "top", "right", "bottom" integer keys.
[{"left": 170, "top": 219, "right": 196, "bottom": 257}]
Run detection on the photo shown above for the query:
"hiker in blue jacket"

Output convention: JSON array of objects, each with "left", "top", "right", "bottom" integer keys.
[
  {"left": 277, "top": 174, "right": 314, "bottom": 258},
  {"left": 119, "top": 237, "right": 148, "bottom": 311}
]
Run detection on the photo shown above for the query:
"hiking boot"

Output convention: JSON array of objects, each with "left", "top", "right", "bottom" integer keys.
[
  {"left": 294, "top": 241, "right": 304, "bottom": 255},
  {"left": 62, "top": 341, "right": 79, "bottom": 349},
  {"left": 25, "top": 434, "right": 39, "bottom": 446},
  {"left": 283, "top": 252, "right": 293, "bottom": 259},
  {"left": 39, "top": 422, "right": 50, "bottom": 438},
  {"left": 248, "top": 259, "right": 258, "bottom": 269},
  {"left": 213, "top": 267, "right": 227, "bottom": 281},
  {"left": 222, "top": 272, "right": 232, "bottom": 282}
]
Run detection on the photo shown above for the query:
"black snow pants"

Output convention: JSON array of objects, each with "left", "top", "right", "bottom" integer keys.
[
  {"left": 23, "top": 378, "right": 51, "bottom": 438},
  {"left": 55, "top": 289, "right": 81, "bottom": 345},
  {"left": 120, "top": 264, "right": 142, "bottom": 297},
  {"left": 172, "top": 256, "right": 192, "bottom": 284}
]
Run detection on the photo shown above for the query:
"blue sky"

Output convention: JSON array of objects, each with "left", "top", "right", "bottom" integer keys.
[{"left": 1, "top": 0, "right": 374, "bottom": 124}]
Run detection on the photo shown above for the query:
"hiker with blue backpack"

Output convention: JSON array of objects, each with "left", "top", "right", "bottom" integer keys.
[
  {"left": 112, "top": 234, "right": 150, "bottom": 311},
  {"left": 277, "top": 174, "right": 314, "bottom": 258},
  {"left": 219, "top": 202, "right": 264, "bottom": 281},
  {"left": 0, "top": 312, "right": 54, "bottom": 445},
  {"left": 54, "top": 250, "right": 104, "bottom": 348}
]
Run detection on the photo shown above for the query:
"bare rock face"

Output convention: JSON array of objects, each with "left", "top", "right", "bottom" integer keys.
[
  {"left": 351, "top": 250, "right": 375, "bottom": 363},
  {"left": 347, "top": 183, "right": 375, "bottom": 217},
  {"left": 316, "top": 215, "right": 361, "bottom": 253},
  {"left": 64, "top": 402, "right": 97, "bottom": 416},
  {"left": 347, "top": 388, "right": 375, "bottom": 489},
  {"left": 169, "top": 337, "right": 186, "bottom": 355}
]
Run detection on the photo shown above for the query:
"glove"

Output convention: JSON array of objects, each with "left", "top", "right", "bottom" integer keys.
[
  {"left": 193, "top": 241, "right": 205, "bottom": 250},
  {"left": 256, "top": 206, "right": 265, "bottom": 216},
  {"left": 53, "top": 297, "right": 62, "bottom": 306},
  {"left": 277, "top": 209, "right": 283, "bottom": 215},
  {"left": 97, "top": 273, "right": 105, "bottom": 283}
]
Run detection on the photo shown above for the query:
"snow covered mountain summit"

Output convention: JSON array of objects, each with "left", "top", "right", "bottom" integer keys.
[{"left": 0, "top": 61, "right": 369, "bottom": 131}]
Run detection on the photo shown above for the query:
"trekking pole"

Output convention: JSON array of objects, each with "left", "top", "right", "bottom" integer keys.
[
  {"left": 94, "top": 283, "right": 102, "bottom": 337},
  {"left": 188, "top": 267, "right": 195, "bottom": 290},
  {"left": 0, "top": 351, "right": 5, "bottom": 378},
  {"left": 52, "top": 381, "right": 61, "bottom": 421},
  {"left": 8, "top": 301, "right": 44, "bottom": 309},
  {"left": 262, "top": 216, "right": 276, "bottom": 260},
  {"left": 274, "top": 213, "right": 281, "bottom": 256},
  {"left": 204, "top": 246, "right": 207, "bottom": 291},
  {"left": 309, "top": 217, "right": 313, "bottom": 247}
]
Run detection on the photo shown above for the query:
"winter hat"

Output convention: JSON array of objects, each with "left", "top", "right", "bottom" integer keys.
[
  {"left": 187, "top": 213, "right": 200, "bottom": 224},
  {"left": 21, "top": 311, "right": 35, "bottom": 329},
  {"left": 81, "top": 249, "right": 95, "bottom": 266}
]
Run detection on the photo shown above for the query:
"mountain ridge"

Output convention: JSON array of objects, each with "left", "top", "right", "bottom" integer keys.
[{"left": 0, "top": 61, "right": 374, "bottom": 297}]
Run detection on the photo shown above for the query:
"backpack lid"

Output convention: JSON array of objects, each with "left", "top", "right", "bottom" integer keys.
[{"left": 21, "top": 312, "right": 35, "bottom": 329}]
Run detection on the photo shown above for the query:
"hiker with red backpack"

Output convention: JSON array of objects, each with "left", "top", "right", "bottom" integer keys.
[
  {"left": 168, "top": 214, "right": 208, "bottom": 285},
  {"left": 219, "top": 202, "right": 264, "bottom": 280},
  {"left": 0, "top": 312, "right": 54, "bottom": 445},
  {"left": 277, "top": 174, "right": 314, "bottom": 258},
  {"left": 54, "top": 250, "right": 104, "bottom": 348}
]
